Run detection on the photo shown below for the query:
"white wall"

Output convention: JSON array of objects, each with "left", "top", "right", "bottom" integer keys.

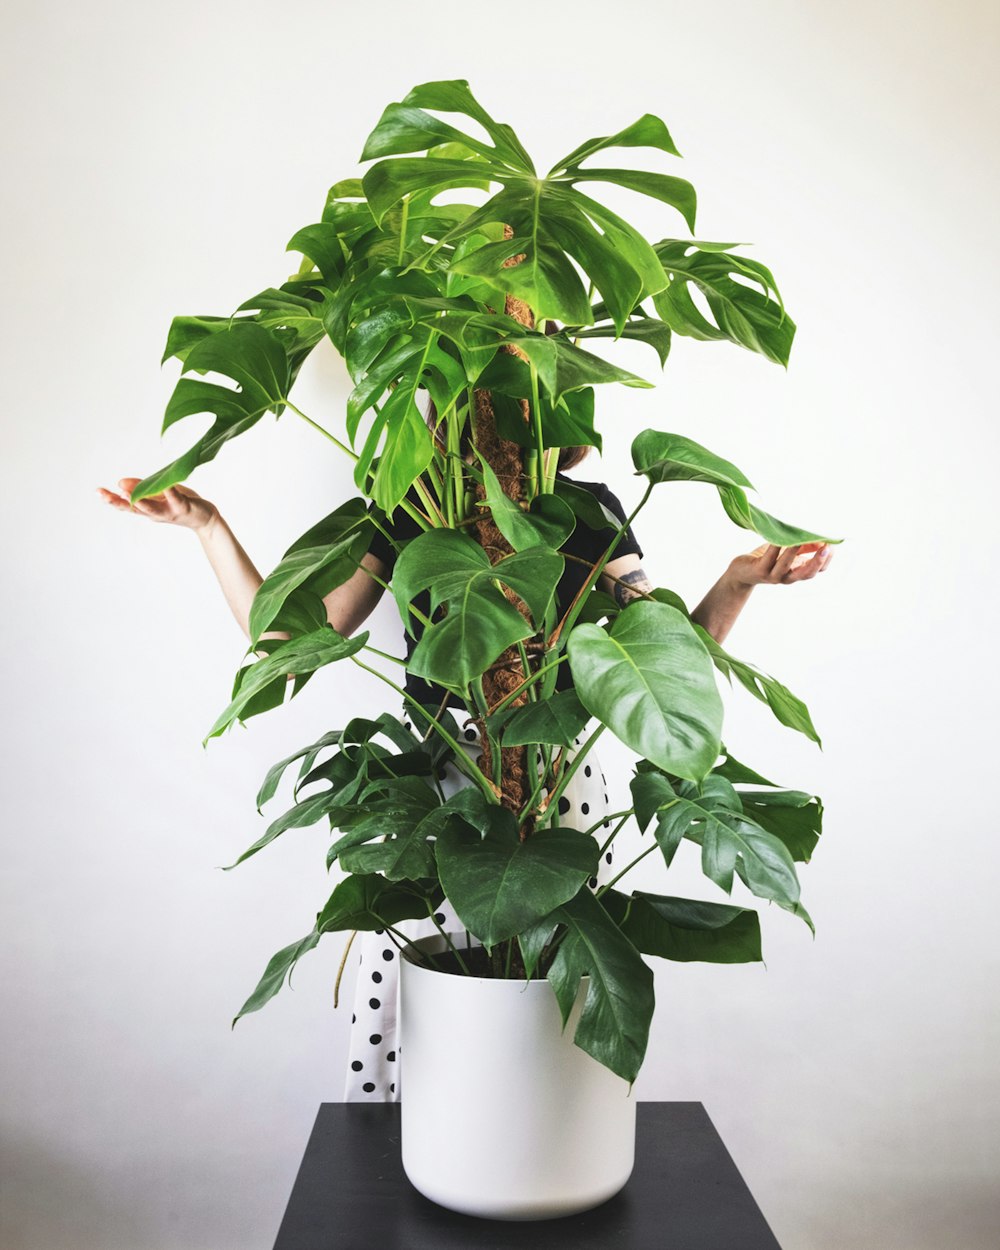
[{"left": 2, "top": 1, "right": 997, "bottom": 1246}]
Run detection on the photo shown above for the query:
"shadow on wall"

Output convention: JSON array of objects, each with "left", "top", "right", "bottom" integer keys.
[{"left": 0, "top": 1127, "right": 153, "bottom": 1250}]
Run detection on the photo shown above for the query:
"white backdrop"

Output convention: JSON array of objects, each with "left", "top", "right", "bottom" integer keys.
[{"left": 2, "top": 1, "right": 998, "bottom": 1247}]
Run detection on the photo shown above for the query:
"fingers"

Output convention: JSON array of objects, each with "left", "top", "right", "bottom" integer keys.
[
  {"left": 769, "top": 546, "right": 800, "bottom": 581},
  {"left": 757, "top": 544, "right": 782, "bottom": 576},
  {"left": 780, "top": 544, "right": 833, "bottom": 583},
  {"left": 97, "top": 479, "right": 163, "bottom": 517},
  {"left": 97, "top": 486, "right": 131, "bottom": 510}
]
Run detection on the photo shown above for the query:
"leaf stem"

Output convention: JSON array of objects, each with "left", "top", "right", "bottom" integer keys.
[
  {"left": 427, "top": 909, "right": 472, "bottom": 975},
  {"left": 549, "top": 483, "right": 653, "bottom": 648},
  {"left": 596, "top": 843, "right": 659, "bottom": 895},
  {"left": 349, "top": 655, "right": 499, "bottom": 803},
  {"left": 529, "top": 358, "right": 545, "bottom": 499},
  {"left": 283, "top": 399, "right": 358, "bottom": 461},
  {"left": 485, "top": 653, "right": 569, "bottom": 716},
  {"left": 540, "top": 723, "right": 606, "bottom": 825}
]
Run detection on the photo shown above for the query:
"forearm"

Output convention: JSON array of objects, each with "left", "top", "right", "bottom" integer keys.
[
  {"left": 690, "top": 568, "right": 754, "bottom": 646},
  {"left": 195, "top": 512, "right": 289, "bottom": 652}
]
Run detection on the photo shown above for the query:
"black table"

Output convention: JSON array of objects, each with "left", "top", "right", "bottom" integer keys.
[{"left": 272, "top": 1103, "right": 781, "bottom": 1249}]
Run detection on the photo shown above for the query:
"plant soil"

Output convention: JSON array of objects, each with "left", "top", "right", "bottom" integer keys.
[{"left": 411, "top": 942, "right": 550, "bottom": 980}]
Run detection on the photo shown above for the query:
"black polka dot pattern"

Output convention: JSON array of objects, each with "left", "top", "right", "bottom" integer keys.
[{"left": 343, "top": 709, "right": 614, "bottom": 1105}]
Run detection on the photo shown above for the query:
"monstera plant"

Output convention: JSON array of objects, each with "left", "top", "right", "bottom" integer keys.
[{"left": 131, "top": 79, "right": 835, "bottom": 1086}]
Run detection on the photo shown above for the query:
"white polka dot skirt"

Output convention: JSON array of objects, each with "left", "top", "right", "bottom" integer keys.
[{"left": 343, "top": 712, "right": 615, "bottom": 1102}]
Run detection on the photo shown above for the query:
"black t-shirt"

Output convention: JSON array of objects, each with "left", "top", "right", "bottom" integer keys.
[{"left": 366, "top": 472, "right": 644, "bottom": 707}]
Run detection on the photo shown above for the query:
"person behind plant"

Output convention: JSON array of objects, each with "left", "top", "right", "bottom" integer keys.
[{"left": 97, "top": 463, "right": 832, "bottom": 1099}]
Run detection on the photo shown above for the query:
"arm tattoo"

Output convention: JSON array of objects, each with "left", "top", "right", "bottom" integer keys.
[{"left": 612, "top": 567, "right": 655, "bottom": 608}]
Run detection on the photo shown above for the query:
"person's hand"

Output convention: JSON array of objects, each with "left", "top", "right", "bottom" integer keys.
[
  {"left": 96, "top": 477, "right": 218, "bottom": 532},
  {"left": 727, "top": 541, "right": 833, "bottom": 588}
]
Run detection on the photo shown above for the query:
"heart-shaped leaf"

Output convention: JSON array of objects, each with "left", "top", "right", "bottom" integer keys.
[
  {"left": 436, "top": 821, "right": 599, "bottom": 947},
  {"left": 568, "top": 601, "right": 722, "bottom": 781}
]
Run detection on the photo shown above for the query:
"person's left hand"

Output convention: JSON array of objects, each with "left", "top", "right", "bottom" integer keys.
[{"left": 728, "top": 541, "right": 834, "bottom": 588}]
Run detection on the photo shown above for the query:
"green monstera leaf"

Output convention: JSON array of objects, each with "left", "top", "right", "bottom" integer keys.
[
  {"left": 630, "top": 771, "right": 807, "bottom": 923},
  {"left": 602, "top": 889, "right": 763, "bottom": 964},
  {"left": 567, "top": 601, "right": 723, "bottom": 781},
  {"left": 436, "top": 819, "right": 599, "bottom": 947},
  {"left": 653, "top": 239, "right": 794, "bottom": 365},
  {"left": 392, "top": 529, "right": 563, "bottom": 688},
  {"left": 133, "top": 321, "right": 291, "bottom": 503},
  {"left": 204, "top": 626, "right": 369, "bottom": 742},
  {"left": 248, "top": 499, "right": 372, "bottom": 644},
  {"left": 547, "top": 889, "right": 655, "bottom": 1085},
  {"left": 360, "top": 79, "right": 696, "bottom": 334}
]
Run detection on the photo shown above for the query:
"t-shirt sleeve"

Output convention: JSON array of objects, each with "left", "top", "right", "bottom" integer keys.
[
  {"left": 595, "top": 483, "right": 645, "bottom": 562},
  {"left": 363, "top": 502, "right": 421, "bottom": 575},
  {"left": 365, "top": 512, "right": 397, "bottom": 573}
]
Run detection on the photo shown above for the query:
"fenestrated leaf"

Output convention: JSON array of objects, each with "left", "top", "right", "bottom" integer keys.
[
  {"left": 361, "top": 100, "right": 500, "bottom": 165},
  {"left": 653, "top": 239, "right": 794, "bottom": 365},
  {"left": 697, "top": 626, "right": 822, "bottom": 745},
  {"left": 481, "top": 362, "right": 602, "bottom": 452},
  {"left": 339, "top": 835, "right": 437, "bottom": 882},
  {"left": 632, "top": 429, "right": 753, "bottom": 489},
  {"left": 165, "top": 320, "right": 289, "bottom": 430},
  {"left": 573, "top": 311, "right": 671, "bottom": 367},
  {"left": 204, "top": 626, "right": 369, "bottom": 743},
  {"left": 735, "top": 789, "right": 823, "bottom": 863},
  {"left": 160, "top": 314, "right": 236, "bottom": 366},
  {"left": 567, "top": 601, "right": 722, "bottom": 781},
  {"left": 547, "top": 889, "right": 654, "bottom": 1085},
  {"left": 548, "top": 334, "right": 653, "bottom": 394},
  {"left": 286, "top": 222, "right": 350, "bottom": 284},
  {"left": 456, "top": 191, "right": 645, "bottom": 334},
  {"left": 391, "top": 79, "right": 535, "bottom": 171},
  {"left": 317, "top": 873, "right": 440, "bottom": 933},
  {"left": 363, "top": 158, "right": 502, "bottom": 228},
  {"left": 132, "top": 322, "right": 291, "bottom": 503},
  {"left": 326, "top": 806, "right": 440, "bottom": 869},
  {"left": 603, "top": 889, "right": 762, "bottom": 964},
  {"left": 435, "top": 821, "right": 599, "bottom": 947},
  {"left": 425, "top": 308, "right": 651, "bottom": 400},
  {"left": 234, "top": 285, "right": 330, "bottom": 355},
  {"left": 345, "top": 323, "right": 465, "bottom": 514},
  {"left": 224, "top": 787, "right": 349, "bottom": 871},
  {"left": 233, "top": 928, "right": 322, "bottom": 1024},
  {"left": 566, "top": 168, "right": 696, "bottom": 234},
  {"left": 712, "top": 748, "right": 776, "bottom": 787},
  {"left": 255, "top": 730, "right": 343, "bottom": 810},
  {"left": 363, "top": 95, "right": 698, "bottom": 332},
  {"left": 551, "top": 112, "right": 682, "bottom": 172},
  {"left": 498, "top": 689, "right": 591, "bottom": 748},
  {"left": 630, "top": 771, "right": 804, "bottom": 913}
]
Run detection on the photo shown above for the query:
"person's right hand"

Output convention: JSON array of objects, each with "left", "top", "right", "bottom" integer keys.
[{"left": 97, "top": 477, "right": 218, "bottom": 532}]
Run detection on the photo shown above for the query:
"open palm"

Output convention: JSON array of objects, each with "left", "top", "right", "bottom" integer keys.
[
  {"left": 730, "top": 541, "right": 833, "bottom": 587},
  {"left": 97, "top": 477, "right": 216, "bottom": 531}
]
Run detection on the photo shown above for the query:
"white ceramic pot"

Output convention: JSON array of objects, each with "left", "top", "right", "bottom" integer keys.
[{"left": 398, "top": 933, "right": 636, "bottom": 1221}]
